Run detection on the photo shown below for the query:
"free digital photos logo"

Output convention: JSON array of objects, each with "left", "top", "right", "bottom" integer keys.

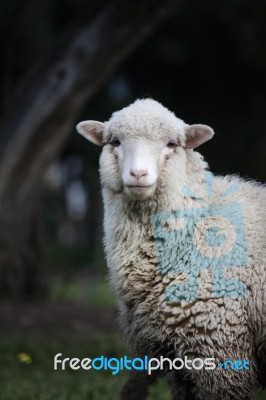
[{"left": 152, "top": 172, "right": 248, "bottom": 302}]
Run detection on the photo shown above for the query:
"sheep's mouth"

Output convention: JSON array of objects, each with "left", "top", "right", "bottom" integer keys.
[
  {"left": 125, "top": 185, "right": 154, "bottom": 189},
  {"left": 124, "top": 184, "right": 156, "bottom": 200}
]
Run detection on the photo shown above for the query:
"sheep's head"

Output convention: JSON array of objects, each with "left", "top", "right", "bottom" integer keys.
[{"left": 77, "top": 99, "right": 214, "bottom": 201}]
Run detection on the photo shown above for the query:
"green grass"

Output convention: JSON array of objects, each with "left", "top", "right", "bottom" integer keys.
[
  {"left": 17, "top": 239, "right": 266, "bottom": 399},
  {"left": 44, "top": 239, "right": 116, "bottom": 307},
  {"left": 0, "top": 333, "right": 170, "bottom": 400},
  {"left": 0, "top": 333, "right": 265, "bottom": 400},
  {"left": 258, "top": 391, "right": 266, "bottom": 400}
]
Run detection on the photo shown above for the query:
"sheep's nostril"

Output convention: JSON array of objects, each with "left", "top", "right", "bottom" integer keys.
[{"left": 130, "top": 169, "right": 148, "bottom": 179}]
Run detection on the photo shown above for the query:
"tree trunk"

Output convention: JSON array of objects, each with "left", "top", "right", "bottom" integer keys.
[{"left": 0, "top": 0, "right": 180, "bottom": 298}]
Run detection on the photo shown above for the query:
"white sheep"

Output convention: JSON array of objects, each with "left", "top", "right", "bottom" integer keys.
[{"left": 77, "top": 99, "right": 266, "bottom": 400}]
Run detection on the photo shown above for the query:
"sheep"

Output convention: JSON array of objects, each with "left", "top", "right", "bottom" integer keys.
[{"left": 76, "top": 98, "right": 266, "bottom": 400}]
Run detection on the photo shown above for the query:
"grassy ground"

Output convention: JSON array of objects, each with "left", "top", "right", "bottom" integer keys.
[
  {"left": 0, "top": 333, "right": 170, "bottom": 400},
  {"left": 0, "top": 319, "right": 265, "bottom": 400},
  {"left": 1, "top": 241, "right": 264, "bottom": 400}
]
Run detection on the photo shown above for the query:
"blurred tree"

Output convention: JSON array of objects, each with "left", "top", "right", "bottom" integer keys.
[{"left": 0, "top": 0, "right": 179, "bottom": 298}]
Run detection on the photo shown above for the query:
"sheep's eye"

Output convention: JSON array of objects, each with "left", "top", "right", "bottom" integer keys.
[
  {"left": 167, "top": 140, "right": 176, "bottom": 148},
  {"left": 110, "top": 138, "right": 120, "bottom": 147}
]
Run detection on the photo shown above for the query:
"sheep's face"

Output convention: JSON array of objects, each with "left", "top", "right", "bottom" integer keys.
[
  {"left": 77, "top": 99, "right": 214, "bottom": 201},
  {"left": 103, "top": 133, "right": 180, "bottom": 200}
]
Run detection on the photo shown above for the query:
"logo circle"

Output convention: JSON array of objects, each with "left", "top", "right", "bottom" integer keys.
[{"left": 194, "top": 216, "right": 236, "bottom": 259}]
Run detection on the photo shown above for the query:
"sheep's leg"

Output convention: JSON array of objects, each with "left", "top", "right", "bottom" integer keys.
[
  {"left": 119, "top": 369, "right": 160, "bottom": 400},
  {"left": 120, "top": 369, "right": 195, "bottom": 400},
  {"left": 167, "top": 371, "right": 196, "bottom": 400},
  {"left": 258, "top": 356, "right": 266, "bottom": 389}
]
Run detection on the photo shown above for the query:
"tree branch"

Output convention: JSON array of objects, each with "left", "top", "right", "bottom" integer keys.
[{"left": 0, "top": 0, "right": 179, "bottom": 204}]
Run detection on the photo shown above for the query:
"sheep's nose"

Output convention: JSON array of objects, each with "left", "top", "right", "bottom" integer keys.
[{"left": 130, "top": 169, "right": 148, "bottom": 179}]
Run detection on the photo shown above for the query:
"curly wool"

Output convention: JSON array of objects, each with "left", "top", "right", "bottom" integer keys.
[{"left": 93, "top": 99, "right": 266, "bottom": 399}]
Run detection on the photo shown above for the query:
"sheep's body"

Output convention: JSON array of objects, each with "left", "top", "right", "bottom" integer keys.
[
  {"left": 77, "top": 99, "right": 266, "bottom": 400},
  {"left": 102, "top": 159, "right": 266, "bottom": 399}
]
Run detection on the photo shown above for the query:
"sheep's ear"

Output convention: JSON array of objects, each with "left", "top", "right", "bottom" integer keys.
[
  {"left": 185, "top": 124, "right": 214, "bottom": 149},
  {"left": 76, "top": 121, "right": 105, "bottom": 146}
]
